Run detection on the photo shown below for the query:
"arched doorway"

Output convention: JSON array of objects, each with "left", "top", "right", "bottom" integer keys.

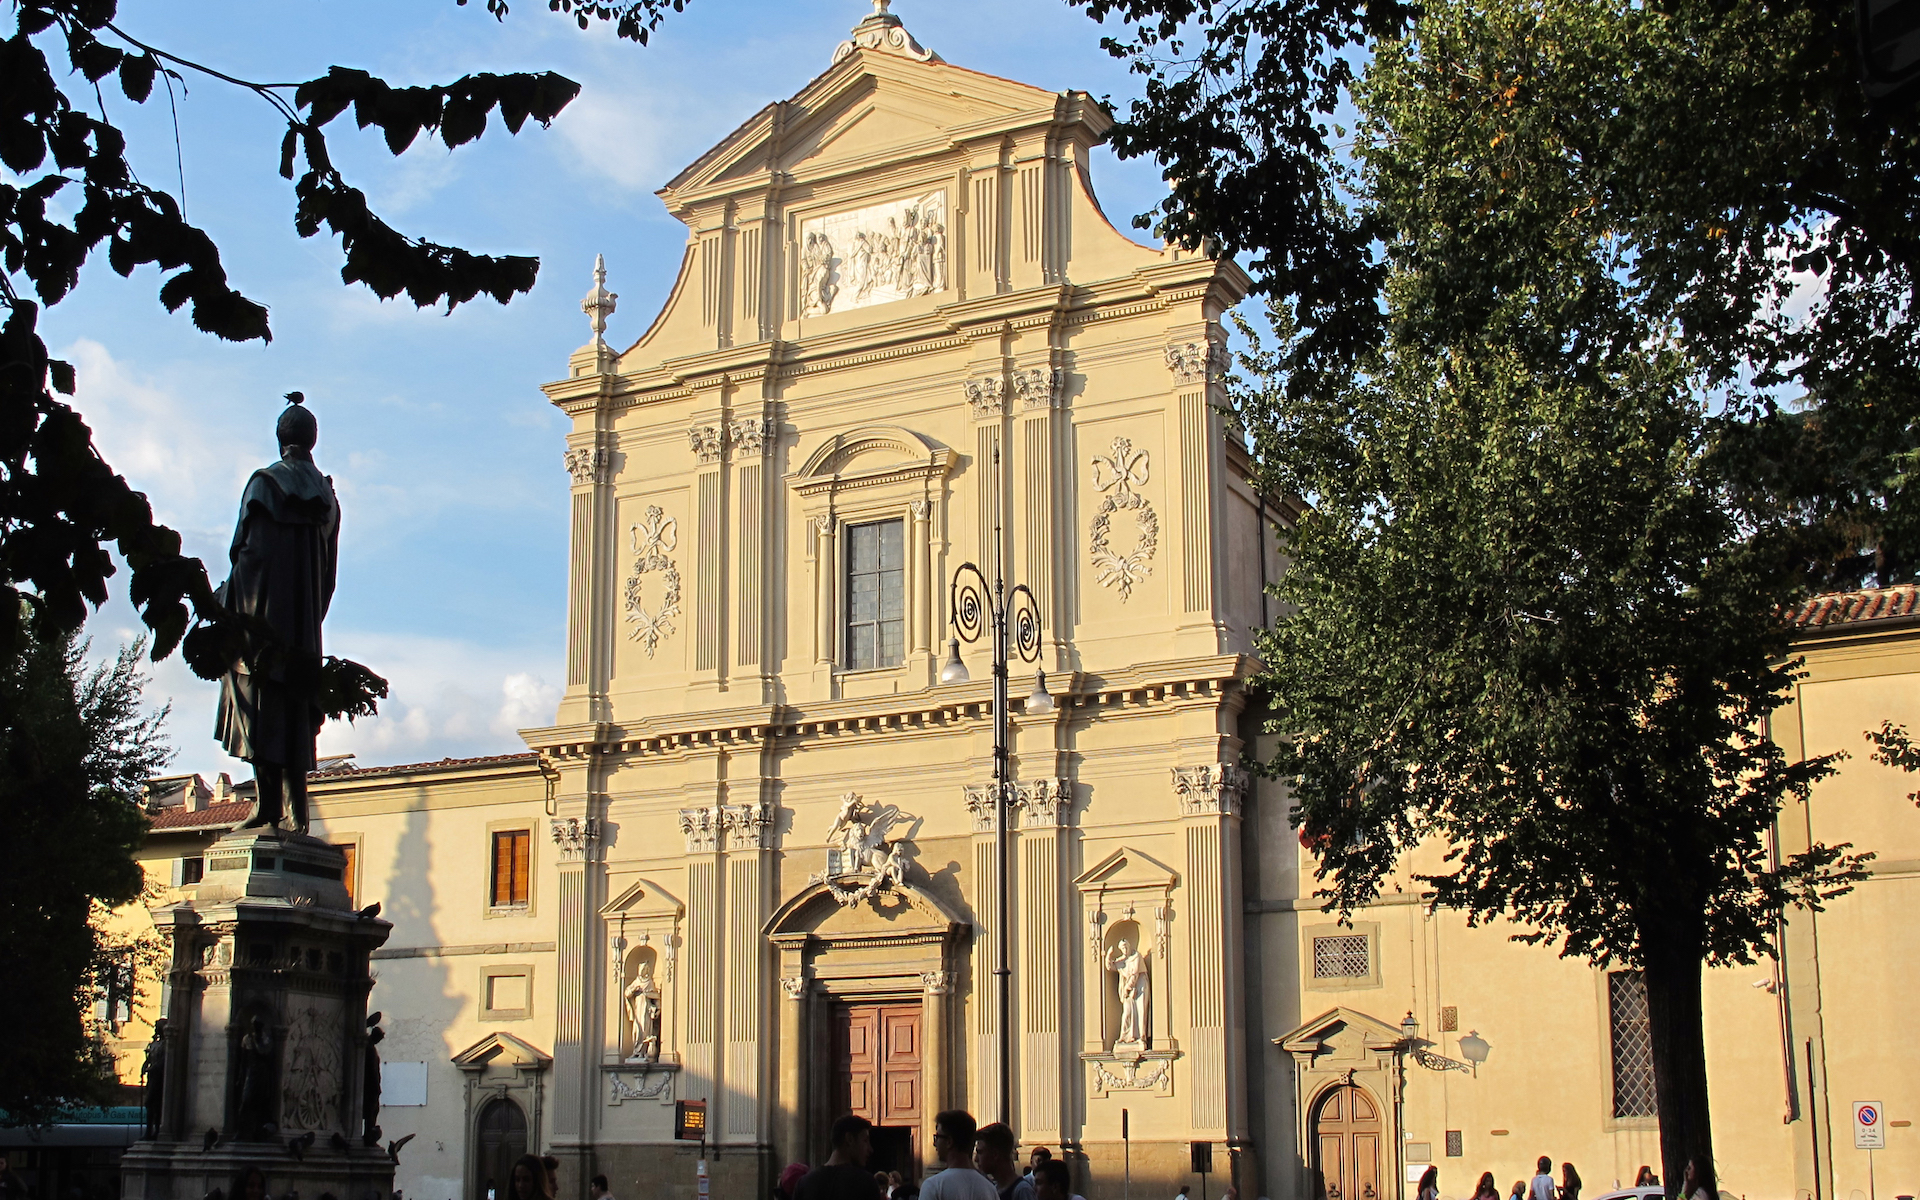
[
  {"left": 1310, "top": 1083, "right": 1382, "bottom": 1200},
  {"left": 474, "top": 1097, "right": 528, "bottom": 1200}
]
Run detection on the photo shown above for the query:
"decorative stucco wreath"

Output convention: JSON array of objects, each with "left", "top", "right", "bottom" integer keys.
[
  {"left": 1089, "top": 437, "right": 1159, "bottom": 601},
  {"left": 625, "top": 506, "right": 682, "bottom": 658}
]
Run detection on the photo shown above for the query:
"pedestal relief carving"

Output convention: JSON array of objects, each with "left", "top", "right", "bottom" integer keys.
[
  {"left": 1089, "top": 437, "right": 1159, "bottom": 601},
  {"left": 624, "top": 506, "right": 682, "bottom": 658},
  {"left": 1171, "top": 763, "right": 1250, "bottom": 817},
  {"left": 607, "top": 1069, "right": 674, "bottom": 1105},
  {"left": 799, "top": 190, "right": 948, "bottom": 317}
]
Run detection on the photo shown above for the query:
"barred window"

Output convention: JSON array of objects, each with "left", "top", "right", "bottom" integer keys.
[
  {"left": 1609, "top": 970, "right": 1656, "bottom": 1117},
  {"left": 1312, "top": 933, "right": 1371, "bottom": 979},
  {"left": 1445, "top": 1131, "right": 1463, "bottom": 1158}
]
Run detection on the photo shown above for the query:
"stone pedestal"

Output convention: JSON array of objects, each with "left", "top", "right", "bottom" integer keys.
[{"left": 121, "top": 828, "right": 395, "bottom": 1200}]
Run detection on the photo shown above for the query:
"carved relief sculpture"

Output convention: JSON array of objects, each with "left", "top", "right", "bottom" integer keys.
[
  {"left": 811, "top": 791, "right": 912, "bottom": 906},
  {"left": 624, "top": 506, "right": 682, "bottom": 657},
  {"left": 964, "top": 375, "right": 1006, "bottom": 419},
  {"left": 1172, "top": 763, "right": 1250, "bottom": 817},
  {"left": 1108, "top": 938, "right": 1151, "bottom": 1047},
  {"left": 1013, "top": 366, "right": 1066, "bottom": 410},
  {"left": 1089, "top": 437, "right": 1159, "bottom": 600},
  {"left": 833, "top": 0, "right": 939, "bottom": 64},
  {"left": 799, "top": 190, "right": 949, "bottom": 317},
  {"left": 728, "top": 417, "right": 769, "bottom": 457},
  {"left": 687, "top": 425, "right": 724, "bottom": 464},
  {"left": 563, "top": 446, "right": 609, "bottom": 485},
  {"left": 1165, "top": 339, "right": 1229, "bottom": 385},
  {"left": 623, "top": 959, "right": 661, "bottom": 1062}
]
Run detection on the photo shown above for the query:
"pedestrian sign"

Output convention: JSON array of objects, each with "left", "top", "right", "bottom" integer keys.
[{"left": 1855, "top": 1101, "right": 1886, "bottom": 1149}]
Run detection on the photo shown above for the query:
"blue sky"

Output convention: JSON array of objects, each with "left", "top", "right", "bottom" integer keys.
[{"left": 63, "top": 1, "right": 1172, "bottom": 779}]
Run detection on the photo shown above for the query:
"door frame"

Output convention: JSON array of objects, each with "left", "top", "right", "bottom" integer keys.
[
  {"left": 1275, "top": 1008, "right": 1411, "bottom": 1200},
  {"left": 1308, "top": 1081, "right": 1383, "bottom": 1200}
]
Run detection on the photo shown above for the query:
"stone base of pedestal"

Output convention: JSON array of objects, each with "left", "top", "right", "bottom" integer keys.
[{"left": 119, "top": 1140, "right": 394, "bottom": 1200}]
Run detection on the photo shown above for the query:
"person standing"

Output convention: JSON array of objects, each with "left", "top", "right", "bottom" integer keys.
[
  {"left": 589, "top": 1177, "right": 614, "bottom": 1200},
  {"left": 1472, "top": 1173, "right": 1500, "bottom": 1200},
  {"left": 796, "top": 1117, "right": 883, "bottom": 1200},
  {"left": 1417, "top": 1166, "right": 1440, "bottom": 1200},
  {"left": 1633, "top": 1169, "right": 1658, "bottom": 1190},
  {"left": 1559, "top": 1164, "right": 1581, "bottom": 1200},
  {"left": 973, "top": 1124, "right": 1035, "bottom": 1200},
  {"left": 1508, "top": 1182, "right": 1526, "bottom": 1200},
  {"left": 777, "top": 1164, "right": 812, "bottom": 1200},
  {"left": 1032, "top": 1161, "right": 1085, "bottom": 1200},
  {"left": 1175, "top": 1187, "right": 1192, "bottom": 1200},
  {"left": 1529, "top": 1159, "right": 1557, "bottom": 1200},
  {"left": 921, "top": 1112, "right": 998, "bottom": 1200}
]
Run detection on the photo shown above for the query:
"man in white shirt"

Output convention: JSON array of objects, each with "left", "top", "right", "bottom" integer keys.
[
  {"left": 920, "top": 1111, "right": 1000, "bottom": 1200},
  {"left": 1530, "top": 1159, "right": 1558, "bottom": 1200}
]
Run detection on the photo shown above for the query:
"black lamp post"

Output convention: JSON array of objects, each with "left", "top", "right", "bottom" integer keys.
[{"left": 941, "top": 538, "right": 1052, "bottom": 1128}]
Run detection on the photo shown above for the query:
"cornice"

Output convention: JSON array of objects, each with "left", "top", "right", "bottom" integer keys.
[{"left": 531, "top": 655, "right": 1257, "bottom": 761}]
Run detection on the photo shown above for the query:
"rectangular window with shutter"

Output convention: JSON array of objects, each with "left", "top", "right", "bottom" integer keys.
[
  {"left": 843, "top": 519, "right": 905, "bottom": 670},
  {"left": 1609, "top": 970, "right": 1657, "bottom": 1117},
  {"left": 491, "top": 830, "right": 530, "bottom": 909},
  {"left": 335, "top": 843, "right": 357, "bottom": 907}
]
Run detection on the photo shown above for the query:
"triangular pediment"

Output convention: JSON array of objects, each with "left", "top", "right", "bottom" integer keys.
[
  {"left": 1073, "top": 845, "right": 1180, "bottom": 894},
  {"left": 599, "top": 876, "right": 684, "bottom": 922},
  {"left": 662, "top": 51, "right": 1065, "bottom": 205},
  {"left": 1276, "top": 1006, "right": 1407, "bottom": 1055},
  {"left": 451, "top": 1031, "right": 551, "bottom": 1071}
]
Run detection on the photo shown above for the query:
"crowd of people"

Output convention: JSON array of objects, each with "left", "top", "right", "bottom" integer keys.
[
  {"left": 1417, "top": 1155, "right": 1713, "bottom": 1200},
  {"left": 776, "top": 1113, "right": 1086, "bottom": 1200}
]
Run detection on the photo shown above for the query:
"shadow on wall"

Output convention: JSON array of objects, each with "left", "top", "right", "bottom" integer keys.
[{"left": 371, "top": 796, "right": 467, "bottom": 1200}]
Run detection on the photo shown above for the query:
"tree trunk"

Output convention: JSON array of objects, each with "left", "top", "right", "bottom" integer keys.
[{"left": 1644, "top": 937, "right": 1717, "bottom": 1200}]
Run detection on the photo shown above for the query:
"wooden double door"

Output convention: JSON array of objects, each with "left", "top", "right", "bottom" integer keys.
[
  {"left": 830, "top": 1001, "right": 922, "bottom": 1170},
  {"left": 1311, "top": 1084, "right": 1382, "bottom": 1200}
]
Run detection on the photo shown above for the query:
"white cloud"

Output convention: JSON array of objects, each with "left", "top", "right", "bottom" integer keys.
[{"left": 60, "top": 338, "right": 263, "bottom": 544}]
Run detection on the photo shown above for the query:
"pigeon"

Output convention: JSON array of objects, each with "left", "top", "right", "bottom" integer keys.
[
  {"left": 355, "top": 902, "right": 381, "bottom": 920},
  {"left": 289, "top": 1131, "right": 316, "bottom": 1162},
  {"left": 365, "top": 1011, "right": 383, "bottom": 1028},
  {"left": 201, "top": 1128, "right": 219, "bottom": 1153},
  {"left": 386, "top": 1134, "right": 415, "bottom": 1162},
  {"left": 285, "top": 391, "right": 305, "bottom": 405},
  {"left": 330, "top": 1131, "right": 351, "bottom": 1153}
]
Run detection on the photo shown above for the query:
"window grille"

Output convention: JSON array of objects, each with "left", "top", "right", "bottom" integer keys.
[
  {"left": 1311, "top": 933, "right": 1371, "bottom": 979},
  {"left": 1445, "top": 1131, "right": 1463, "bottom": 1158},
  {"left": 1609, "top": 970, "right": 1657, "bottom": 1117},
  {"left": 1439, "top": 1005, "right": 1458, "bottom": 1031},
  {"left": 844, "top": 519, "right": 905, "bottom": 670}
]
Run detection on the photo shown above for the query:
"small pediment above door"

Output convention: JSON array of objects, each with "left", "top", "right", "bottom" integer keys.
[
  {"left": 452, "top": 1031, "right": 551, "bottom": 1073},
  {"left": 1275, "top": 1006, "right": 1407, "bottom": 1058},
  {"left": 599, "top": 877, "right": 684, "bottom": 922},
  {"left": 1073, "top": 845, "right": 1180, "bottom": 894}
]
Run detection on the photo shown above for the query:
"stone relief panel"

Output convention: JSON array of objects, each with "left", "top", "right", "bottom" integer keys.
[
  {"left": 624, "top": 506, "right": 682, "bottom": 658},
  {"left": 799, "top": 190, "right": 949, "bottom": 317},
  {"left": 279, "top": 1003, "right": 343, "bottom": 1132},
  {"left": 1088, "top": 437, "right": 1159, "bottom": 601}
]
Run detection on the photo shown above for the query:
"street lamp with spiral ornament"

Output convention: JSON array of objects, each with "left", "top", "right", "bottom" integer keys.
[{"left": 940, "top": 533, "right": 1052, "bottom": 1128}]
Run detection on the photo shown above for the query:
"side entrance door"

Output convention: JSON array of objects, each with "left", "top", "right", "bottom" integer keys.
[
  {"left": 830, "top": 1002, "right": 922, "bottom": 1174},
  {"left": 1311, "top": 1083, "right": 1382, "bottom": 1200},
  {"left": 473, "top": 1096, "right": 527, "bottom": 1200}
]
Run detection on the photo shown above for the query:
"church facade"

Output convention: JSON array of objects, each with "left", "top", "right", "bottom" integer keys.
[{"left": 96, "top": 11, "right": 1919, "bottom": 1200}]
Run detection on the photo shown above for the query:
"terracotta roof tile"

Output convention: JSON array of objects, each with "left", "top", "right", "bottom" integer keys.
[
  {"left": 146, "top": 800, "right": 253, "bottom": 831},
  {"left": 310, "top": 752, "right": 541, "bottom": 781},
  {"left": 1789, "top": 585, "right": 1920, "bottom": 629}
]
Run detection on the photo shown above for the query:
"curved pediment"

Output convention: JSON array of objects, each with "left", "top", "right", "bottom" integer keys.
[{"left": 790, "top": 426, "right": 955, "bottom": 501}]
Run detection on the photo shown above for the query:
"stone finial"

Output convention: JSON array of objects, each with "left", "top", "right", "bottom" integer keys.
[
  {"left": 582, "top": 254, "right": 618, "bottom": 344},
  {"left": 834, "top": 0, "right": 938, "bottom": 64}
]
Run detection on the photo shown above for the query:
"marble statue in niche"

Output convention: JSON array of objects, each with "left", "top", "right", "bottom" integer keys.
[
  {"left": 1108, "top": 935, "right": 1150, "bottom": 1048},
  {"left": 624, "top": 953, "right": 661, "bottom": 1062},
  {"left": 799, "top": 190, "right": 949, "bottom": 317}
]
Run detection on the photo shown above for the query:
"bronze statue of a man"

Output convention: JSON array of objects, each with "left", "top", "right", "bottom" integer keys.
[{"left": 217, "top": 396, "right": 340, "bottom": 834}]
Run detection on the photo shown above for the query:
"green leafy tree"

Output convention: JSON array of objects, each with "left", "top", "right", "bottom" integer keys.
[
  {"left": 1230, "top": 0, "right": 1887, "bottom": 1190},
  {"left": 0, "top": 623, "right": 171, "bottom": 1124},
  {"left": 0, "top": 0, "right": 689, "bottom": 1115},
  {"left": 1076, "top": 0, "right": 1918, "bottom": 588}
]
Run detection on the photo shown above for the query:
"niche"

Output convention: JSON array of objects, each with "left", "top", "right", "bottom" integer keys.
[
  {"left": 1101, "top": 920, "right": 1153, "bottom": 1050},
  {"left": 620, "top": 944, "right": 662, "bottom": 1062}
]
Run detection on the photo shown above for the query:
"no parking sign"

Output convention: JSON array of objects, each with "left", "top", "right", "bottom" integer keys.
[{"left": 1855, "top": 1101, "right": 1887, "bottom": 1149}]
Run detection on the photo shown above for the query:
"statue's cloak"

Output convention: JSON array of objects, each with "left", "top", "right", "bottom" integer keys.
[{"left": 214, "top": 453, "right": 340, "bottom": 769}]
